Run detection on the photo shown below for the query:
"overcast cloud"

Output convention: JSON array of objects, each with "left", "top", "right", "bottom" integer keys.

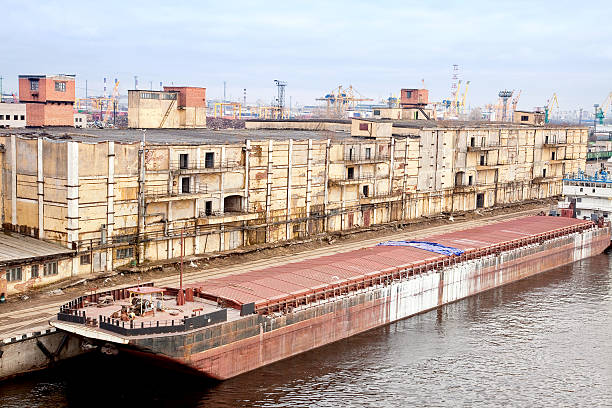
[{"left": 3, "top": 0, "right": 611, "bottom": 110}]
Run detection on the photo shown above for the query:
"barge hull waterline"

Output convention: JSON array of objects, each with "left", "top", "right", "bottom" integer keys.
[{"left": 128, "top": 224, "right": 610, "bottom": 380}]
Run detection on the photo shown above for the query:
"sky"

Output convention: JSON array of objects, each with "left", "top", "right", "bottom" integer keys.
[{"left": 3, "top": 0, "right": 612, "bottom": 111}]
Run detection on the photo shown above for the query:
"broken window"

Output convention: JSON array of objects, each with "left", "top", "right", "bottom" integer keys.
[
  {"left": 6, "top": 267, "right": 22, "bottom": 282},
  {"left": 205, "top": 201, "right": 213, "bottom": 216},
  {"left": 31, "top": 265, "right": 39, "bottom": 278},
  {"left": 551, "top": 151, "right": 556, "bottom": 160},
  {"left": 542, "top": 169, "right": 547, "bottom": 178},
  {"left": 347, "top": 167, "right": 355, "bottom": 180},
  {"left": 480, "top": 155, "right": 485, "bottom": 166},
  {"left": 362, "top": 185, "right": 369, "bottom": 197},
  {"left": 365, "top": 147, "right": 371, "bottom": 160},
  {"left": 116, "top": 247, "right": 133, "bottom": 259},
  {"left": 470, "top": 137, "right": 475, "bottom": 147},
  {"left": 179, "top": 153, "right": 189, "bottom": 169},
  {"left": 205, "top": 152, "right": 215, "bottom": 169},
  {"left": 80, "top": 254, "right": 91, "bottom": 265},
  {"left": 43, "top": 262, "right": 58, "bottom": 276},
  {"left": 468, "top": 175, "right": 473, "bottom": 185},
  {"left": 181, "top": 177, "right": 190, "bottom": 194}
]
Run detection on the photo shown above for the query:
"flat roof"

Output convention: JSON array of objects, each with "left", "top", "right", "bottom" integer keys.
[
  {"left": 0, "top": 127, "right": 359, "bottom": 145},
  {"left": 358, "top": 118, "right": 583, "bottom": 129},
  {"left": 0, "top": 232, "right": 74, "bottom": 266},
  {"left": 188, "top": 216, "right": 592, "bottom": 308}
]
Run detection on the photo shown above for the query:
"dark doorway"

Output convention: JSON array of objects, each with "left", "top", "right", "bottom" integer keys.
[
  {"left": 205, "top": 152, "right": 215, "bottom": 169},
  {"left": 179, "top": 154, "right": 189, "bottom": 169},
  {"left": 181, "top": 177, "right": 190, "bottom": 194},
  {"left": 476, "top": 193, "right": 485, "bottom": 208},
  {"left": 224, "top": 195, "right": 243, "bottom": 212}
]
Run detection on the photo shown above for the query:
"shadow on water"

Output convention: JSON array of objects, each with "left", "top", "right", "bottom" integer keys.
[{"left": 1, "top": 250, "right": 610, "bottom": 407}]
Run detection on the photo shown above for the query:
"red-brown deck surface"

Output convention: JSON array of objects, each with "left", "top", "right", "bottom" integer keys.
[{"left": 187, "top": 216, "right": 592, "bottom": 309}]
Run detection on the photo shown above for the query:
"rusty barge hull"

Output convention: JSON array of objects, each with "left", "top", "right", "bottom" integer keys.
[{"left": 123, "top": 219, "right": 610, "bottom": 380}]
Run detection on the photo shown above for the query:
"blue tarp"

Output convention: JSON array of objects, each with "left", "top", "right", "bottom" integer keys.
[{"left": 376, "top": 240, "right": 464, "bottom": 256}]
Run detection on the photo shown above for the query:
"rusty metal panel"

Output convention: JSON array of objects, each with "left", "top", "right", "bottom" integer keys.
[{"left": 193, "top": 216, "right": 594, "bottom": 307}]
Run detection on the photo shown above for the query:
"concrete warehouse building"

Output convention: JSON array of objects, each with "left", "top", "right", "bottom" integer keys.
[
  {"left": 0, "top": 118, "right": 587, "bottom": 294},
  {"left": 128, "top": 87, "right": 207, "bottom": 129}
]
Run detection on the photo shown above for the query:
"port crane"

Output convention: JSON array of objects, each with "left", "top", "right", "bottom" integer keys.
[
  {"left": 317, "top": 85, "right": 373, "bottom": 116},
  {"left": 511, "top": 90, "right": 522, "bottom": 116},
  {"left": 545, "top": 93, "right": 559, "bottom": 123},
  {"left": 596, "top": 92, "right": 612, "bottom": 124},
  {"left": 104, "top": 80, "right": 120, "bottom": 125}
]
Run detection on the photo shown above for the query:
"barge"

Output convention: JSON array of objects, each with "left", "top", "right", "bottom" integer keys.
[{"left": 51, "top": 216, "right": 610, "bottom": 380}]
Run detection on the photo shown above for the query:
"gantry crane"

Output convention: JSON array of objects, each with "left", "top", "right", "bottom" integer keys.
[
  {"left": 545, "top": 93, "right": 559, "bottom": 123},
  {"left": 596, "top": 92, "right": 612, "bottom": 124},
  {"left": 317, "top": 85, "right": 373, "bottom": 117},
  {"left": 460, "top": 81, "right": 470, "bottom": 115}
]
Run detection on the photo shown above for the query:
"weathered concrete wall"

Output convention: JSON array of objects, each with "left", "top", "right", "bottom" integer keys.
[{"left": 0, "top": 328, "right": 86, "bottom": 380}]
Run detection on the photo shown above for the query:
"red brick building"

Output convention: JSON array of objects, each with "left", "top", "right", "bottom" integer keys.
[
  {"left": 400, "top": 88, "right": 428, "bottom": 108},
  {"left": 18, "top": 74, "right": 76, "bottom": 126}
]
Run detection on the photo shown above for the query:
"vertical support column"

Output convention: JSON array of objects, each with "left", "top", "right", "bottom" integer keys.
[
  {"left": 66, "top": 142, "right": 79, "bottom": 276},
  {"left": 305, "top": 139, "right": 313, "bottom": 234},
  {"left": 323, "top": 139, "right": 330, "bottom": 232},
  {"left": 220, "top": 146, "right": 226, "bottom": 213},
  {"left": 372, "top": 142, "right": 377, "bottom": 225},
  {"left": 106, "top": 141, "right": 115, "bottom": 271},
  {"left": 219, "top": 224, "right": 225, "bottom": 252},
  {"left": 243, "top": 140, "right": 251, "bottom": 246},
  {"left": 10, "top": 135, "right": 16, "bottom": 226},
  {"left": 37, "top": 137, "right": 44, "bottom": 238},
  {"left": 402, "top": 138, "right": 409, "bottom": 220},
  {"left": 286, "top": 139, "right": 293, "bottom": 241},
  {"left": 265, "top": 140, "right": 273, "bottom": 243},
  {"left": 167, "top": 201, "right": 173, "bottom": 259},
  {"left": 388, "top": 138, "right": 395, "bottom": 222},
  {"left": 194, "top": 147, "right": 201, "bottom": 219}
]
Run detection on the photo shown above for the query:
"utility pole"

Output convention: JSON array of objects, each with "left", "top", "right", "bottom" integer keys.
[
  {"left": 0, "top": 76, "right": 3, "bottom": 103},
  {"left": 134, "top": 75, "right": 138, "bottom": 90},
  {"left": 579, "top": 108, "right": 583, "bottom": 125},
  {"left": 223, "top": 81, "right": 227, "bottom": 102},
  {"left": 150, "top": 81, "right": 152, "bottom": 90},
  {"left": 594, "top": 104, "right": 599, "bottom": 135}
]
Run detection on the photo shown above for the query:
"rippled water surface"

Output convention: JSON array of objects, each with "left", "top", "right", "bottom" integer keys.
[{"left": 2, "top": 251, "right": 612, "bottom": 407}]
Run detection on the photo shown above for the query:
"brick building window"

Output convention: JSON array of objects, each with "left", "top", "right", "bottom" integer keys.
[
  {"left": 6, "top": 267, "right": 22, "bottom": 282},
  {"left": 44, "top": 261, "right": 58, "bottom": 276},
  {"left": 30, "top": 80, "right": 39, "bottom": 91},
  {"left": 116, "top": 247, "right": 134, "bottom": 259},
  {"left": 31, "top": 265, "right": 39, "bottom": 278},
  {"left": 55, "top": 81, "right": 66, "bottom": 92},
  {"left": 140, "top": 92, "right": 159, "bottom": 100}
]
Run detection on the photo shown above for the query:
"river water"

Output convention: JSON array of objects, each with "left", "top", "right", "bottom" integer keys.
[{"left": 2, "top": 251, "right": 611, "bottom": 407}]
